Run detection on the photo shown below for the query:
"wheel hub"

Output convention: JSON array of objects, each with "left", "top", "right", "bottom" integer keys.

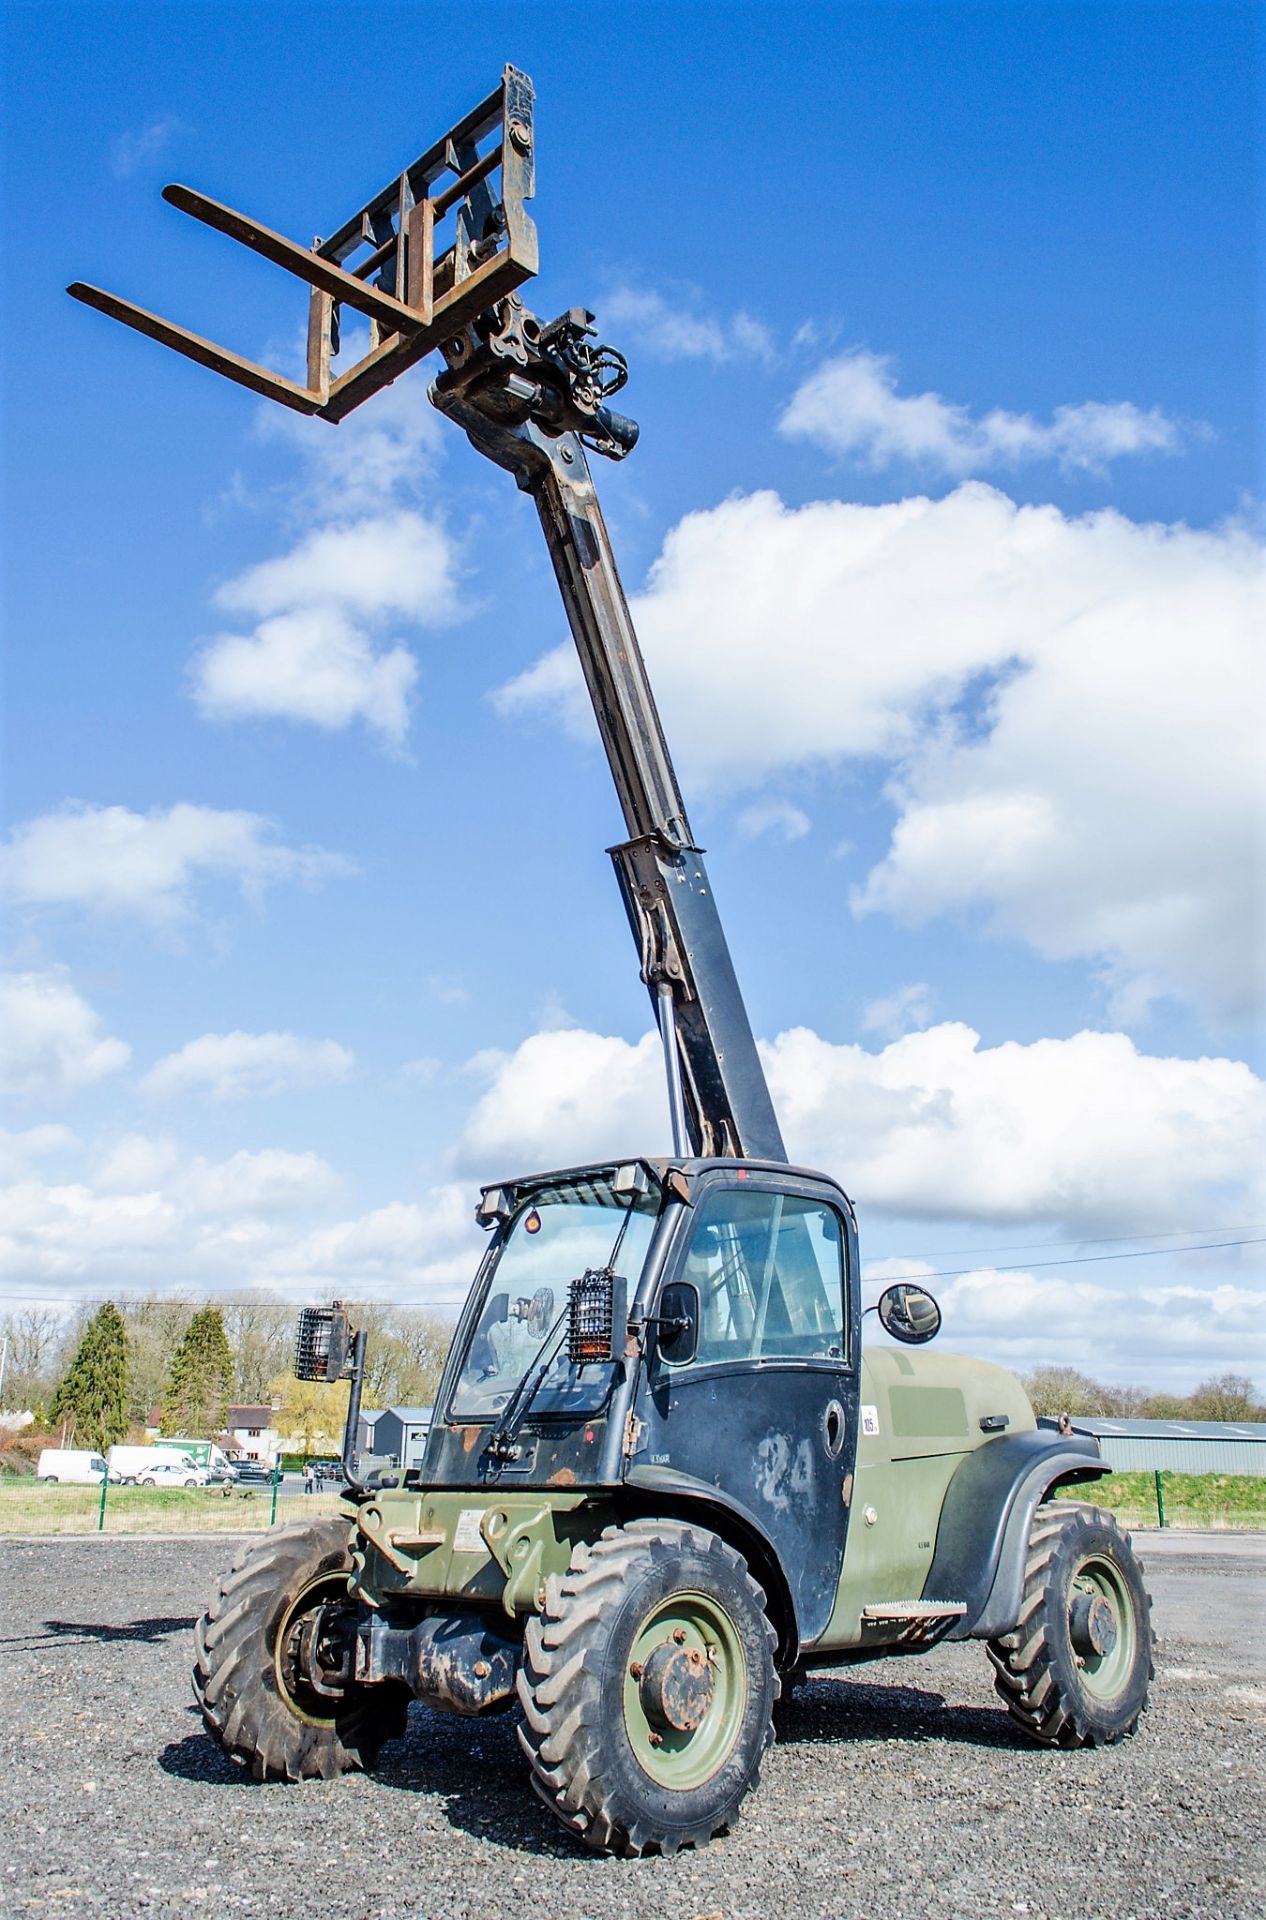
[
  {"left": 1070, "top": 1590, "right": 1118, "bottom": 1659},
  {"left": 638, "top": 1638, "right": 715, "bottom": 1733}
]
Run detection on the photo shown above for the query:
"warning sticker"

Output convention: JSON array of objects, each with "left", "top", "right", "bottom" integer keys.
[
  {"left": 453, "top": 1507, "right": 488, "bottom": 1554},
  {"left": 861, "top": 1404, "right": 881, "bottom": 1436}
]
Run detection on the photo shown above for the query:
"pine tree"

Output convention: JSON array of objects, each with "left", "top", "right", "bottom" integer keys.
[
  {"left": 48, "top": 1301, "right": 130, "bottom": 1449},
  {"left": 162, "top": 1306, "right": 234, "bottom": 1437}
]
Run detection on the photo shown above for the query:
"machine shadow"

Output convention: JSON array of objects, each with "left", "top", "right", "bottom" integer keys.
[
  {"left": 364, "top": 1672, "right": 1026, "bottom": 1855},
  {"left": 775, "top": 1672, "right": 1028, "bottom": 1752},
  {"left": 0, "top": 1614, "right": 199, "bottom": 1653},
  {"left": 160, "top": 1730, "right": 252, "bottom": 1787}
]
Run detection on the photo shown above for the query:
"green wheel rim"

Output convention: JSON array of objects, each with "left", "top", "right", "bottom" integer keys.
[
  {"left": 273, "top": 1571, "right": 349, "bottom": 1728},
  {"left": 1068, "top": 1552, "right": 1136, "bottom": 1702},
  {"left": 622, "top": 1588, "right": 747, "bottom": 1791}
]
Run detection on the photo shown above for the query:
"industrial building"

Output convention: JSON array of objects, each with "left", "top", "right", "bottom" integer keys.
[
  {"left": 367, "top": 1405, "right": 434, "bottom": 1472},
  {"left": 1067, "top": 1417, "right": 1266, "bottom": 1476}
]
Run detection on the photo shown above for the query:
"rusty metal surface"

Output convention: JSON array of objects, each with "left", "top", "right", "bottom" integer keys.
[
  {"left": 67, "top": 63, "right": 538, "bottom": 423},
  {"left": 360, "top": 1608, "right": 521, "bottom": 1716},
  {"left": 639, "top": 1640, "right": 715, "bottom": 1732}
]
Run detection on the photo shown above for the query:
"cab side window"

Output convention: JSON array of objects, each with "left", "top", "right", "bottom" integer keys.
[{"left": 675, "top": 1187, "right": 846, "bottom": 1365}]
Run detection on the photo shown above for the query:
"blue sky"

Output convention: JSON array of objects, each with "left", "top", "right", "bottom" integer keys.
[{"left": 2, "top": 1, "right": 1261, "bottom": 1389}]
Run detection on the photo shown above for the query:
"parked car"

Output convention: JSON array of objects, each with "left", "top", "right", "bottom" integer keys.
[
  {"left": 108, "top": 1444, "right": 203, "bottom": 1484},
  {"left": 136, "top": 1461, "right": 210, "bottom": 1488},
  {"left": 311, "top": 1459, "right": 343, "bottom": 1481},
  {"left": 207, "top": 1461, "right": 239, "bottom": 1484},
  {"left": 36, "top": 1447, "right": 121, "bottom": 1484},
  {"left": 230, "top": 1460, "right": 277, "bottom": 1484}
]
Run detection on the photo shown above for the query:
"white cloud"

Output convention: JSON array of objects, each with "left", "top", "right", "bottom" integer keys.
[
  {"left": 765, "top": 1022, "right": 1265, "bottom": 1233},
  {"left": 256, "top": 333, "right": 447, "bottom": 519},
  {"left": 0, "top": 1137, "right": 476, "bottom": 1310},
  {"left": 736, "top": 799, "right": 811, "bottom": 843},
  {"left": 176, "top": 1147, "right": 339, "bottom": 1217},
  {"left": 0, "top": 970, "right": 130, "bottom": 1102},
  {"left": 110, "top": 114, "right": 183, "bottom": 179},
  {"left": 491, "top": 643, "right": 591, "bottom": 740},
  {"left": 452, "top": 1019, "right": 1265, "bottom": 1239},
  {"left": 193, "top": 510, "right": 459, "bottom": 747},
  {"left": 91, "top": 1133, "right": 180, "bottom": 1191},
  {"left": 457, "top": 1029, "right": 668, "bottom": 1173},
  {"left": 215, "top": 511, "right": 458, "bottom": 624},
  {"left": 1, "top": 802, "right": 348, "bottom": 922},
  {"left": 399, "top": 1056, "right": 441, "bottom": 1084},
  {"left": 276, "top": 1184, "right": 476, "bottom": 1297},
  {"left": 0, "top": 1125, "right": 79, "bottom": 1181},
  {"left": 601, "top": 288, "right": 776, "bottom": 366},
  {"left": 862, "top": 1261, "right": 1266, "bottom": 1384},
  {"left": 494, "top": 484, "right": 1262, "bottom": 1021},
  {"left": 862, "top": 982, "right": 935, "bottom": 1040},
  {"left": 194, "top": 606, "right": 418, "bottom": 744},
  {"left": 780, "top": 348, "right": 1190, "bottom": 475},
  {"left": 427, "top": 975, "right": 469, "bottom": 1007},
  {"left": 142, "top": 1031, "right": 355, "bottom": 1102}
]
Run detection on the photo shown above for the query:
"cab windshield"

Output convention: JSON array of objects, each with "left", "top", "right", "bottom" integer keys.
[{"left": 450, "top": 1174, "right": 660, "bottom": 1421}]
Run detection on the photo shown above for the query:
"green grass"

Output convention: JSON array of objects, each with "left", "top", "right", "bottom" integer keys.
[
  {"left": 0, "top": 1478, "right": 345, "bottom": 1535},
  {"left": 1057, "top": 1471, "right": 1266, "bottom": 1530},
  {"left": 3, "top": 1469, "right": 1261, "bottom": 1538}
]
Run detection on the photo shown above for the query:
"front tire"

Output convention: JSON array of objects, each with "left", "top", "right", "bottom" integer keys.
[
  {"left": 987, "top": 1501, "right": 1153, "bottom": 1747},
  {"left": 193, "top": 1517, "right": 409, "bottom": 1780},
  {"left": 517, "top": 1520, "right": 778, "bottom": 1856}
]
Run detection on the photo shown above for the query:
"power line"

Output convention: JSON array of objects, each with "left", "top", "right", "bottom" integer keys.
[
  {"left": 867, "top": 1236, "right": 1266, "bottom": 1282},
  {"left": 1, "top": 1232, "right": 1263, "bottom": 1312},
  {"left": 889, "top": 1222, "right": 1266, "bottom": 1260}
]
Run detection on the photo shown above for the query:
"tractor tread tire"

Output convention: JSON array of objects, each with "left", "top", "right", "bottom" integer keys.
[
  {"left": 986, "top": 1500, "right": 1154, "bottom": 1749},
  {"left": 193, "top": 1517, "right": 408, "bottom": 1781},
  {"left": 516, "top": 1520, "right": 778, "bottom": 1857}
]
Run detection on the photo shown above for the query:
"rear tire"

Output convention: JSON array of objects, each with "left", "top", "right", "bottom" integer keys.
[
  {"left": 193, "top": 1517, "right": 409, "bottom": 1780},
  {"left": 987, "top": 1501, "right": 1153, "bottom": 1747},
  {"left": 517, "top": 1520, "right": 778, "bottom": 1856}
]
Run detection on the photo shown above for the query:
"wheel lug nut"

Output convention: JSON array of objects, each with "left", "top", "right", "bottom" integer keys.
[
  {"left": 671, "top": 1628, "right": 686, "bottom": 1644},
  {"left": 629, "top": 1660, "right": 643, "bottom": 1680},
  {"left": 647, "top": 1730, "right": 663, "bottom": 1746}
]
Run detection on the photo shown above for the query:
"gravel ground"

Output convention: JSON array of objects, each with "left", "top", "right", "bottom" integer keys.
[{"left": 1, "top": 1532, "right": 1262, "bottom": 1920}]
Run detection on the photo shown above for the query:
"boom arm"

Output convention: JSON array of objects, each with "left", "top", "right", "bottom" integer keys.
[
  {"left": 64, "top": 63, "right": 786, "bottom": 1164},
  {"left": 432, "top": 312, "right": 787, "bottom": 1162}
]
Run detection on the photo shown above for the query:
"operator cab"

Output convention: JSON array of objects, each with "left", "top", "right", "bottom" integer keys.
[{"left": 422, "top": 1154, "right": 863, "bottom": 1640}]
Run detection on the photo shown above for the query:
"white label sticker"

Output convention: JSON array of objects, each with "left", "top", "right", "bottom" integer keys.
[
  {"left": 861, "top": 1404, "right": 881, "bottom": 1436},
  {"left": 453, "top": 1507, "right": 488, "bottom": 1554}
]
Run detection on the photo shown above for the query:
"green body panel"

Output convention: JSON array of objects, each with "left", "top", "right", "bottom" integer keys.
[
  {"left": 344, "top": 1349, "right": 1038, "bottom": 1656},
  {"left": 816, "top": 1349, "right": 1036, "bottom": 1651},
  {"left": 348, "top": 1487, "right": 616, "bottom": 1622}
]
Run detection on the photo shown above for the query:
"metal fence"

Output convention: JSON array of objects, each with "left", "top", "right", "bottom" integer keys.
[{"left": 0, "top": 1473, "right": 347, "bottom": 1536}]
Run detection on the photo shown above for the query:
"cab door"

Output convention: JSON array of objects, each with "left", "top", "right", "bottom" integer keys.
[{"left": 629, "top": 1175, "right": 858, "bottom": 1643}]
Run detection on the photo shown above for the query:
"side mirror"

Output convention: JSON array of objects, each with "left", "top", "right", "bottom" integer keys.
[
  {"left": 510, "top": 1287, "right": 555, "bottom": 1338},
  {"left": 877, "top": 1283, "right": 941, "bottom": 1345},
  {"left": 655, "top": 1282, "right": 699, "bottom": 1366}
]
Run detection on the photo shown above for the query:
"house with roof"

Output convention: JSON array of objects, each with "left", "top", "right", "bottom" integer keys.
[{"left": 225, "top": 1403, "right": 283, "bottom": 1465}]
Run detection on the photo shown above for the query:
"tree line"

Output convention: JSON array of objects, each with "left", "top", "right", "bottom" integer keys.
[
  {"left": 1, "top": 1295, "right": 453, "bottom": 1452},
  {"left": 4, "top": 1298, "right": 1261, "bottom": 1452},
  {"left": 1021, "top": 1366, "right": 1264, "bottom": 1423}
]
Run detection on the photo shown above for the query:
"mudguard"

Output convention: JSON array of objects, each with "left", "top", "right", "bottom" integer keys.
[
  {"left": 622, "top": 1461, "right": 800, "bottom": 1663},
  {"left": 921, "top": 1430, "right": 1108, "bottom": 1639}
]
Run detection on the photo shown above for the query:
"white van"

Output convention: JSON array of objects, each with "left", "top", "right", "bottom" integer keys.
[
  {"left": 36, "top": 1447, "right": 118, "bottom": 1484},
  {"left": 107, "top": 1443, "right": 202, "bottom": 1484}
]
